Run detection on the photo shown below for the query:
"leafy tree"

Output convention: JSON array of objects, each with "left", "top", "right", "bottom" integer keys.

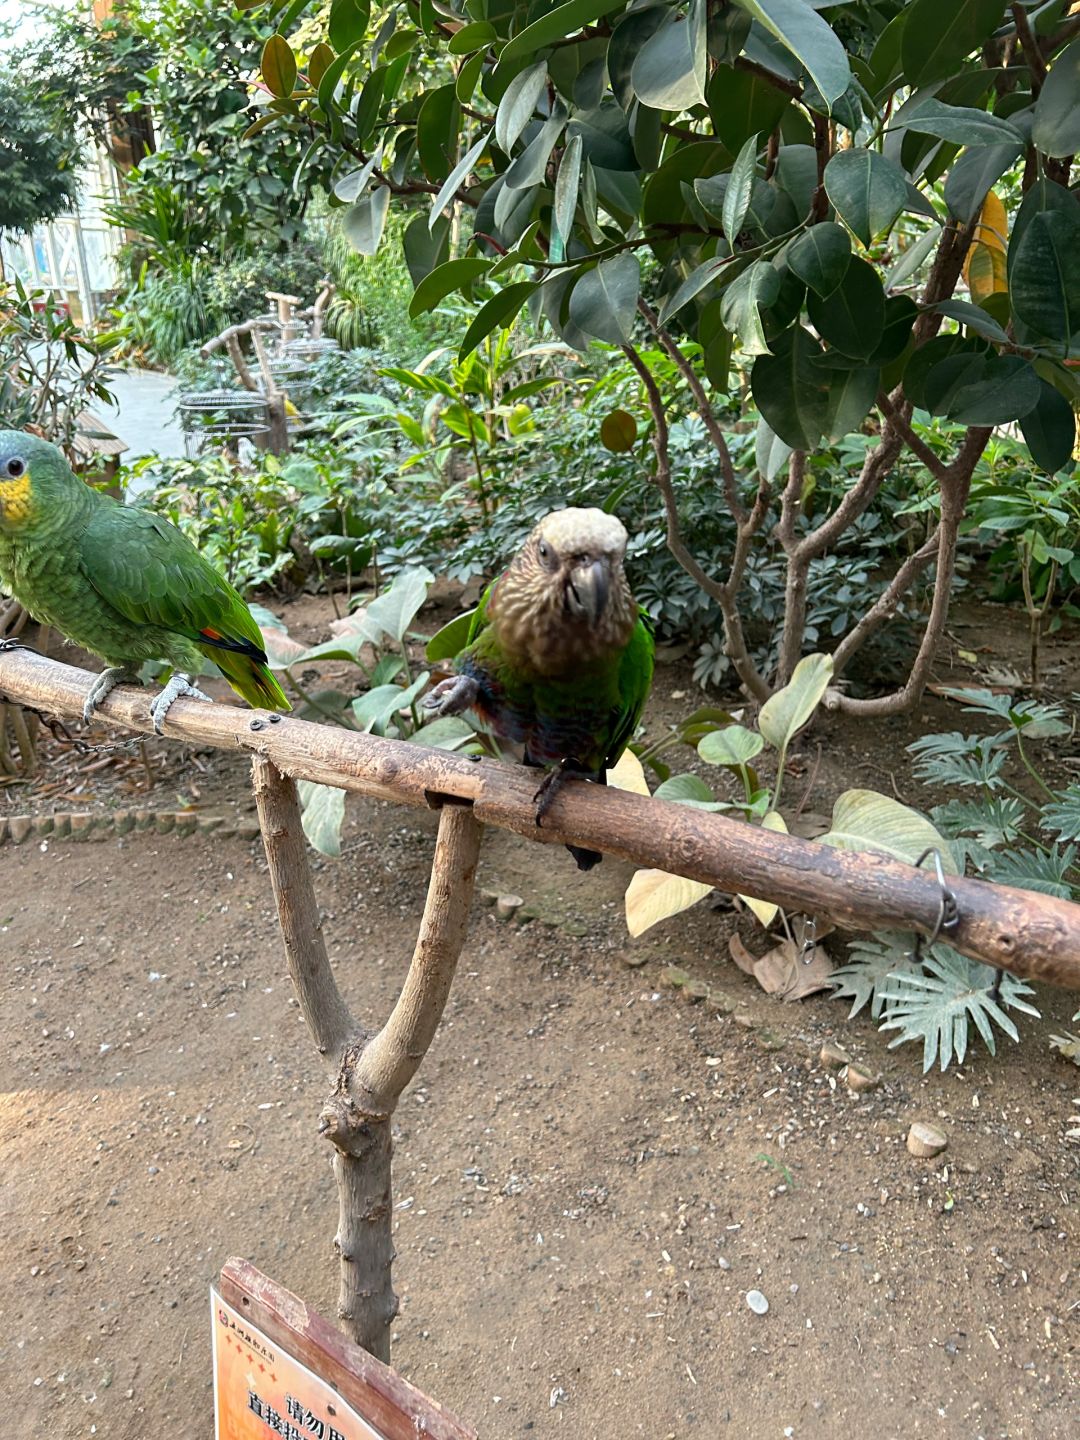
[
  {"left": 259, "top": 0, "right": 1080, "bottom": 712},
  {"left": 0, "top": 70, "right": 80, "bottom": 237}
]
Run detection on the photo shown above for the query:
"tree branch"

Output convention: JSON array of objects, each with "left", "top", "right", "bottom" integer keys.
[
  {"left": 775, "top": 450, "right": 809, "bottom": 685},
  {"left": 1011, "top": 2, "right": 1048, "bottom": 93},
  {"left": 829, "top": 525, "right": 941, "bottom": 676},
  {"left": 877, "top": 392, "right": 948, "bottom": 480}
]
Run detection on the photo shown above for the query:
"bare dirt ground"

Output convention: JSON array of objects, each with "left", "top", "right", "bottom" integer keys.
[{"left": 1, "top": 595, "right": 1078, "bottom": 1440}]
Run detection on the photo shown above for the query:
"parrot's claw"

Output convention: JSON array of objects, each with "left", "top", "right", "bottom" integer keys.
[
  {"left": 83, "top": 667, "right": 138, "bottom": 726},
  {"left": 422, "top": 673, "right": 479, "bottom": 716},
  {"left": 149, "top": 672, "right": 212, "bottom": 734}
]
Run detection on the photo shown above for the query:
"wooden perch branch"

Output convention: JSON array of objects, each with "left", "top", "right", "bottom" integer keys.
[
  {"left": 3, "top": 647, "right": 1080, "bottom": 988},
  {"left": 252, "top": 756, "right": 481, "bottom": 1359}
]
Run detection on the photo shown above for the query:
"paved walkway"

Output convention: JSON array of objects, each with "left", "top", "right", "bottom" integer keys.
[{"left": 103, "top": 368, "right": 186, "bottom": 462}]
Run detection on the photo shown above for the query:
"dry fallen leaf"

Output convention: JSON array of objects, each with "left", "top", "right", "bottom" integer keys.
[{"left": 728, "top": 933, "right": 834, "bottom": 1001}]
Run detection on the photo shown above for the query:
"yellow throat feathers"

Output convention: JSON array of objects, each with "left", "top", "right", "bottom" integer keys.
[{"left": 0, "top": 468, "right": 34, "bottom": 527}]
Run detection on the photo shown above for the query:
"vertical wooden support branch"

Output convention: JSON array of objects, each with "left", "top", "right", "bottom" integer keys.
[{"left": 252, "top": 759, "right": 483, "bottom": 1362}]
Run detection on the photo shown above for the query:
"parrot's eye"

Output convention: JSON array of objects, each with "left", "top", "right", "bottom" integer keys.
[
  {"left": 4, "top": 457, "right": 25, "bottom": 480},
  {"left": 537, "top": 539, "right": 558, "bottom": 569}
]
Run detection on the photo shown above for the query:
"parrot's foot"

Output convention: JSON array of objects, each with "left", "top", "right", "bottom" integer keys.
[
  {"left": 149, "top": 672, "right": 212, "bottom": 734},
  {"left": 531, "top": 758, "right": 605, "bottom": 870},
  {"left": 422, "top": 673, "right": 479, "bottom": 716},
  {"left": 83, "top": 667, "right": 139, "bottom": 725}
]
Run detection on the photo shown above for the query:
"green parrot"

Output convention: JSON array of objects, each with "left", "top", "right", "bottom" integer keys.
[
  {"left": 424, "top": 506, "right": 654, "bottom": 871},
  {"left": 0, "top": 430, "right": 290, "bottom": 731}
]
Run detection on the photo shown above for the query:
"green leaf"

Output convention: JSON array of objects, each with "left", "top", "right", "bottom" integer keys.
[
  {"left": 943, "top": 143, "right": 1023, "bottom": 224},
  {"left": 426, "top": 608, "right": 476, "bottom": 662},
  {"left": 458, "top": 281, "right": 536, "bottom": 361},
  {"left": 504, "top": 103, "right": 567, "bottom": 189},
  {"left": 1019, "top": 380, "right": 1077, "bottom": 474},
  {"left": 831, "top": 935, "right": 920, "bottom": 1021},
  {"left": 416, "top": 84, "right": 461, "bottom": 181},
  {"left": 600, "top": 408, "right": 638, "bottom": 452},
  {"left": 823, "top": 365, "right": 879, "bottom": 443},
  {"left": 723, "top": 133, "right": 759, "bottom": 245},
  {"left": 759, "top": 653, "right": 834, "bottom": 752},
  {"left": 720, "top": 259, "right": 781, "bottom": 357},
  {"left": 732, "top": 0, "right": 852, "bottom": 107},
  {"left": 754, "top": 416, "right": 792, "bottom": 481},
  {"left": 900, "top": 0, "right": 1007, "bottom": 89},
  {"left": 786, "top": 222, "right": 851, "bottom": 297},
  {"left": 698, "top": 724, "right": 765, "bottom": 766},
  {"left": 261, "top": 34, "right": 297, "bottom": 98},
  {"left": 408, "top": 257, "right": 492, "bottom": 318},
  {"left": 448, "top": 20, "right": 495, "bottom": 54},
  {"left": 653, "top": 773, "right": 721, "bottom": 808},
  {"left": 892, "top": 99, "right": 1025, "bottom": 148},
  {"left": 412, "top": 715, "right": 480, "bottom": 751},
  {"left": 495, "top": 61, "right": 547, "bottom": 153},
  {"left": 806, "top": 255, "right": 885, "bottom": 359},
  {"left": 934, "top": 299, "right": 1010, "bottom": 345},
  {"left": 332, "top": 149, "right": 383, "bottom": 204},
  {"left": 658, "top": 255, "right": 731, "bottom": 326},
  {"left": 1040, "top": 785, "right": 1080, "bottom": 844},
  {"left": 429, "top": 131, "right": 489, "bottom": 229},
  {"left": 1032, "top": 37, "right": 1080, "bottom": 159},
  {"left": 1008, "top": 207, "right": 1080, "bottom": 355},
  {"left": 824, "top": 149, "right": 909, "bottom": 247},
  {"left": 316, "top": 38, "right": 360, "bottom": 113},
  {"left": 352, "top": 673, "right": 430, "bottom": 734},
  {"left": 608, "top": 6, "right": 670, "bottom": 107},
  {"left": 341, "top": 186, "right": 390, "bottom": 255},
  {"left": 568, "top": 254, "right": 641, "bottom": 345},
  {"left": 500, "top": 0, "right": 627, "bottom": 64},
  {"left": 707, "top": 64, "right": 791, "bottom": 151},
  {"left": 403, "top": 213, "right": 451, "bottom": 288},
  {"left": 933, "top": 354, "right": 1042, "bottom": 424},
  {"left": 455, "top": 49, "right": 486, "bottom": 103},
  {"left": 818, "top": 790, "right": 960, "bottom": 872},
  {"left": 751, "top": 326, "right": 831, "bottom": 450},
  {"left": 552, "top": 132, "right": 583, "bottom": 260},
  {"left": 364, "top": 566, "right": 433, "bottom": 643},
  {"left": 630, "top": 1, "right": 708, "bottom": 111},
  {"left": 328, "top": 0, "right": 369, "bottom": 54},
  {"left": 884, "top": 224, "right": 941, "bottom": 291},
  {"left": 298, "top": 781, "right": 345, "bottom": 858}
]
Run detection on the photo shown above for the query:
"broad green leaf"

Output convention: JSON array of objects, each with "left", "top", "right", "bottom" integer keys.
[
  {"left": 261, "top": 34, "right": 297, "bottom": 98},
  {"left": 707, "top": 64, "right": 791, "bottom": 151},
  {"left": 723, "top": 133, "right": 760, "bottom": 244},
  {"left": 698, "top": 724, "right": 764, "bottom": 767},
  {"left": 883, "top": 224, "right": 941, "bottom": 290},
  {"left": 806, "top": 255, "right": 884, "bottom": 359},
  {"left": 600, "top": 408, "right": 638, "bottom": 452},
  {"left": 892, "top": 100, "right": 1025, "bottom": 148},
  {"left": 501, "top": 0, "right": 627, "bottom": 64},
  {"left": 740, "top": 810, "right": 788, "bottom": 928},
  {"left": 822, "top": 365, "right": 879, "bottom": 443},
  {"left": 566, "top": 102, "right": 637, "bottom": 171},
  {"left": 871, "top": 294, "right": 918, "bottom": 363},
  {"left": 625, "top": 867, "right": 713, "bottom": 937},
  {"left": 364, "top": 566, "right": 433, "bottom": 643},
  {"left": 824, "top": 149, "right": 909, "bottom": 247},
  {"left": 448, "top": 20, "right": 495, "bottom": 54},
  {"left": 759, "top": 653, "right": 834, "bottom": 751},
  {"left": 458, "top": 281, "right": 536, "bottom": 361},
  {"left": 786, "top": 222, "right": 851, "bottom": 297},
  {"left": 653, "top": 773, "right": 719, "bottom": 807},
  {"left": 429, "top": 131, "right": 489, "bottom": 228},
  {"left": 352, "top": 673, "right": 430, "bottom": 734},
  {"left": 495, "top": 61, "right": 548, "bottom": 153},
  {"left": 754, "top": 416, "right": 792, "bottom": 481},
  {"left": 1018, "top": 380, "right": 1077, "bottom": 474},
  {"left": 316, "top": 39, "right": 361, "bottom": 114},
  {"left": 504, "top": 103, "right": 567, "bottom": 189},
  {"left": 552, "top": 132, "right": 583, "bottom": 259},
  {"left": 900, "top": 0, "right": 1006, "bottom": 88},
  {"left": 933, "top": 354, "right": 1042, "bottom": 424},
  {"left": 412, "top": 715, "right": 479, "bottom": 751},
  {"left": 455, "top": 49, "right": 486, "bottom": 103},
  {"left": 630, "top": 0, "right": 708, "bottom": 110},
  {"left": 1008, "top": 208, "right": 1080, "bottom": 355},
  {"left": 403, "top": 213, "right": 451, "bottom": 287},
  {"left": 934, "top": 299, "right": 1009, "bottom": 345},
  {"left": 426, "top": 608, "right": 476, "bottom": 662},
  {"left": 298, "top": 781, "right": 345, "bottom": 858},
  {"left": 416, "top": 84, "right": 461, "bottom": 181},
  {"left": 568, "top": 254, "right": 641, "bottom": 344},
  {"left": 327, "top": 0, "right": 369, "bottom": 54},
  {"left": 818, "top": 789, "right": 960, "bottom": 872},
  {"left": 720, "top": 259, "right": 781, "bottom": 356},
  {"left": 1032, "top": 38, "right": 1080, "bottom": 159},
  {"left": 943, "top": 143, "right": 1022, "bottom": 224},
  {"left": 341, "top": 186, "right": 390, "bottom": 255},
  {"left": 332, "top": 147, "right": 383, "bottom": 203},
  {"left": 732, "top": 0, "right": 852, "bottom": 106},
  {"left": 658, "top": 255, "right": 731, "bottom": 326},
  {"left": 409, "top": 257, "right": 492, "bottom": 318},
  {"left": 751, "top": 326, "right": 831, "bottom": 450},
  {"left": 306, "top": 42, "right": 335, "bottom": 88}
]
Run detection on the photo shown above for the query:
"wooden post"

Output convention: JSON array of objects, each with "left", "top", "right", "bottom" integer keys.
[{"left": 252, "top": 760, "right": 482, "bottom": 1358}]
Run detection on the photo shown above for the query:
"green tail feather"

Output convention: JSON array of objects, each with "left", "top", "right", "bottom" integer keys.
[{"left": 204, "top": 644, "right": 291, "bottom": 713}]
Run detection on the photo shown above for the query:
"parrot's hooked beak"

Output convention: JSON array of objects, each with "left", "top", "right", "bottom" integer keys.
[{"left": 566, "top": 555, "right": 610, "bottom": 623}]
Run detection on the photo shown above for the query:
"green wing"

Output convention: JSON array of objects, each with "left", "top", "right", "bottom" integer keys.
[
  {"left": 424, "top": 576, "right": 498, "bottom": 663},
  {"left": 78, "top": 505, "right": 265, "bottom": 652},
  {"left": 604, "top": 610, "right": 655, "bottom": 768}
]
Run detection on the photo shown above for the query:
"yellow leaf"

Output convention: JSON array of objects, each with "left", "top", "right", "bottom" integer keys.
[
  {"left": 963, "top": 189, "right": 1008, "bottom": 303},
  {"left": 625, "top": 868, "right": 713, "bottom": 937},
  {"left": 606, "top": 748, "right": 650, "bottom": 796},
  {"left": 739, "top": 811, "right": 787, "bottom": 928}
]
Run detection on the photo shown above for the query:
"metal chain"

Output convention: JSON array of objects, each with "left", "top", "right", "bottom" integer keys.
[{"left": 0, "top": 639, "right": 151, "bottom": 758}]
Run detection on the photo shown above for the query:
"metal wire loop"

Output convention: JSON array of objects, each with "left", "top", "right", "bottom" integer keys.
[{"left": 913, "top": 846, "right": 960, "bottom": 951}]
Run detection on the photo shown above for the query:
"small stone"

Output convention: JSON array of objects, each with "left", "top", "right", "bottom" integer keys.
[
  {"left": 52, "top": 814, "right": 71, "bottom": 839},
  {"left": 135, "top": 810, "right": 155, "bottom": 832},
  {"left": 709, "top": 990, "right": 737, "bottom": 1014},
  {"left": 113, "top": 811, "right": 135, "bottom": 836},
  {"left": 820, "top": 1040, "right": 852, "bottom": 1070},
  {"left": 8, "top": 815, "right": 31, "bottom": 844},
  {"left": 155, "top": 812, "right": 175, "bottom": 835},
  {"left": 718, "top": 1257, "right": 731, "bottom": 1271},
  {"left": 33, "top": 816, "right": 54, "bottom": 838},
  {"left": 680, "top": 977, "right": 711, "bottom": 1004},
  {"left": 478, "top": 889, "right": 499, "bottom": 908},
  {"left": 70, "top": 813, "right": 95, "bottom": 840},
  {"left": 659, "top": 966, "right": 690, "bottom": 989},
  {"left": 621, "top": 948, "right": 650, "bottom": 968},
  {"left": 756, "top": 1029, "right": 785, "bottom": 1051},
  {"left": 746, "top": 1289, "right": 769, "bottom": 1315},
  {"left": 846, "top": 1063, "right": 881, "bottom": 1093},
  {"left": 907, "top": 1121, "right": 948, "bottom": 1158},
  {"left": 174, "top": 813, "right": 198, "bottom": 837},
  {"left": 494, "top": 894, "right": 524, "bottom": 922},
  {"left": 732, "top": 1012, "right": 756, "bottom": 1029}
]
